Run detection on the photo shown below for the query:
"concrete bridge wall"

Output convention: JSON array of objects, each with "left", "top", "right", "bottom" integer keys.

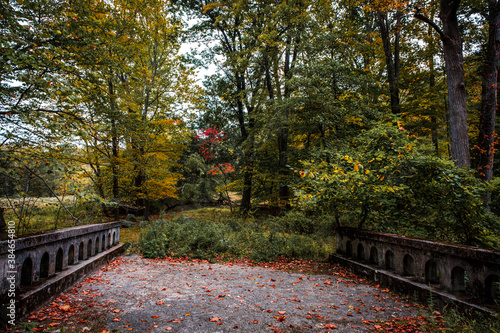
[
  {"left": 0, "top": 222, "right": 121, "bottom": 297},
  {"left": 336, "top": 227, "right": 500, "bottom": 304}
]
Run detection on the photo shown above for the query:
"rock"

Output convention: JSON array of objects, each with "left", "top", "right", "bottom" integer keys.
[
  {"left": 125, "top": 214, "right": 137, "bottom": 222},
  {"left": 121, "top": 220, "right": 134, "bottom": 228}
]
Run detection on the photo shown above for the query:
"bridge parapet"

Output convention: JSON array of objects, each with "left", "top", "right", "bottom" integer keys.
[
  {"left": 336, "top": 227, "right": 500, "bottom": 304},
  {"left": 0, "top": 222, "right": 121, "bottom": 297}
]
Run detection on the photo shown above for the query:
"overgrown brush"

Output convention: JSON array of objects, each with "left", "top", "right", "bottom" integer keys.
[{"left": 138, "top": 209, "right": 336, "bottom": 261}]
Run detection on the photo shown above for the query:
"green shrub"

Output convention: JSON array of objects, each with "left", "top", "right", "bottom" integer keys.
[
  {"left": 139, "top": 216, "right": 236, "bottom": 260},
  {"left": 137, "top": 208, "right": 335, "bottom": 262},
  {"left": 295, "top": 121, "right": 500, "bottom": 249},
  {"left": 279, "top": 211, "right": 315, "bottom": 234},
  {"left": 139, "top": 220, "right": 168, "bottom": 259}
]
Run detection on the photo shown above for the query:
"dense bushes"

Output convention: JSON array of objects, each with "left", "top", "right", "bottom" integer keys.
[
  {"left": 295, "top": 122, "right": 500, "bottom": 249},
  {"left": 138, "top": 210, "right": 335, "bottom": 261}
]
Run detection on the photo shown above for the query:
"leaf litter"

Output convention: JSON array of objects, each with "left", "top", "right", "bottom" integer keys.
[{"left": 18, "top": 255, "right": 430, "bottom": 332}]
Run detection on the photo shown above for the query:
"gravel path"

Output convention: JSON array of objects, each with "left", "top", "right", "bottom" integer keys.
[{"left": 25, "top": 255, "right": 422, "bottom": 332}]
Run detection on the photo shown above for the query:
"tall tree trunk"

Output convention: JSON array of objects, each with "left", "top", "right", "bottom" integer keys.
[
  {"left": 241, "top": 138, "right": 254, "bottom": 213},
  {"left": 477, "top": 0, "right": 500, "bottom": 184},
  {"left": 278, "top": 36, "right": 298, "bottom": 208},
  {"left": 416, "top": 0, "right": 470, "bottom": 167},
  {"left": 108, "top": 79, "right": 120, "bottom": 220},
  {"left": 111, "top": 118, "right": 119, "bottom": 220},
  {"left": 235, "top": 71, "right": 254, "bottom": 213},
  {"left": 428, "top": 22, "right": 439, "bottom": 156},
  {"left": 376, "top": 11, "right": 400, "bottom": 114},
  {"left": 441, "top": 0, "right": 470, "bottom": 167}
]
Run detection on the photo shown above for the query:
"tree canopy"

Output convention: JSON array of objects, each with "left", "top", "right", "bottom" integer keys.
[{"left": 1, "top": 0, "right": 499, "bottom": 247}]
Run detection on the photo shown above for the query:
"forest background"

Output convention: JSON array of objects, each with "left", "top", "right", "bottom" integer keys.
[{"left": 1, "top": 0, "right": 500, "bottom": 253}]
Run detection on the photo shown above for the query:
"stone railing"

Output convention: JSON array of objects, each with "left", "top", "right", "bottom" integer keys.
[
  {"left": 335, "top": 227, "right": 500, "bottom": 305},
  {"left": 0, "top": 222, "right": 121, "bottom": 297}
]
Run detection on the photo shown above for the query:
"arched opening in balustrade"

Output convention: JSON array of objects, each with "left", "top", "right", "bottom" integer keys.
[
  {"left": 485, "top": 275, "right": 500, "bottom": 304},
  {"left": 79, "top": 242, "right": 84, "bottom": 260},
  {"left": 369, "top": 246, "right": 379, "bottom": 265},
  {"left": 21, "top": 257, "right": 33, "bottom": 286},
  {"left": 403, "top": 254, "right": 415, "bottom": 276},
  {"left": 87, "top": 239, "right": 93, "bottom": 257},
  {"left": 40, "top": 252, "right": 49, "bottom": 278},
  {"left": 346, "top": 241, "right": 352, "bottom": 257},
  {"left": 425, "top": 259, "right": 440, "bottom": 284},
  {"left": 451, "top": 266, "right": 467, "bottom": 292},
  {"left": 112, "top": 231, "right": 116, "bottom": 245},
  {"left": 95, "top": 237, "right": 100, "bottom": 254},
  {"left": 101, "top": 235, "right": 105, "bottom": 251},
  {"left": 55, "top": 248, "right": 63, "bottom": 272},
  {"left": 385, "top": 250, "right": 395, "bottom": 270},
  {"left": 357, "top": 243, "right": 365, "bottom": 261},
  {"left": 108, "top": 232, "right": 112, "bottom": 247},
  {"left": 68, "top": 245, "right": 75, "bottom": 265}
]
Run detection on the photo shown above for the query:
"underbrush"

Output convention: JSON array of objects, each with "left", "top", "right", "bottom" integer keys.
[{"left": 138, "top": 208, "right": 336, "bottom": 262}]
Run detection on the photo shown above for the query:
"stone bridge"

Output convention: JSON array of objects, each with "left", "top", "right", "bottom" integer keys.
[
  {"left": 0, "top": 222, "right": 123, "bottom": 322},
  {"left": 332, "top": 227, "right": 500, "bottom": 312}
]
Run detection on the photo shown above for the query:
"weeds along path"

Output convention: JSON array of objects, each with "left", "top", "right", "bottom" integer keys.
[{"left": 23, "top": 255, "right": 423, "bottom": 332}]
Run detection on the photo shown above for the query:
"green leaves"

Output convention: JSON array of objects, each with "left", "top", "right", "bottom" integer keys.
[{"left": 295, "top": 120, "right": 499, "bottom": 248}]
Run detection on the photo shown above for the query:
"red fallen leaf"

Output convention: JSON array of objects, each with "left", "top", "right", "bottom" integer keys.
[
  {"left": 233, "top": 326, "right": 239, "bottom": 329},
  {"left": 166, "top": 327, "right": 172, "bottom": 331},
  {"left": 277, "top": 311, "right": 286, "bottom": 315},
  {"left": 58, "top": 305, "right": 71, "bottom": 312},
  {"left": 156, "top": 301, "right": 165, "bottom": 305},
  {"left": 210, "top": 317, "right": 222, "bottom": 322},
  {"left": 217, "top": 322, "right": 223, "bottom": 326},
  {"left": 48, "top": 322, "right": 60, "bottom": 327},
  {"left": 152, "top": 315, "right": 159, "bottom": 319},
  {"left": 112, "top": 317, "right": 121, "bottom": 321},
  {"left": 172, "top": 318, "right": 182, "bottom": 323},
  {"left": 253, "top": 320, "right": 259, "bottom": 324},
  {"left": 295, "top": 306, "right": 302, "bottom": 310},
  {"left": 325, "top": 323, "right": 338, "bottom": 329},
  {"left": 274, "top": 316, "right": 286, "bottom": 322},
  {"left": 141, "top": 319, "right": 147, "bottom": 322},
  {"left": 113, "top": 309, "right": 120, "bottom": 313}
]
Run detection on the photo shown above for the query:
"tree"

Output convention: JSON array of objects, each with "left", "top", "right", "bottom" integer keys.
[
  {"left": 476, "top": 0, "right": 500, "bottom": 184},
  {"left": 415, "top": 0, "right": 471, "bottom": 167},
  {"left": 372, "top": 2, "right": 403, "bottom": 115},
  {"left": 178, "top": 0, "right": 266, "bottom": 212}
]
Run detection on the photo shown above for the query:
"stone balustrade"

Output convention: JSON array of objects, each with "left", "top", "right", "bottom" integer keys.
[
  {"left": 335, "top": 227, "right": 500, "bottom": 304},
  {"left": 0, "top": 222, "right": 121, "bottom": 297}
]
